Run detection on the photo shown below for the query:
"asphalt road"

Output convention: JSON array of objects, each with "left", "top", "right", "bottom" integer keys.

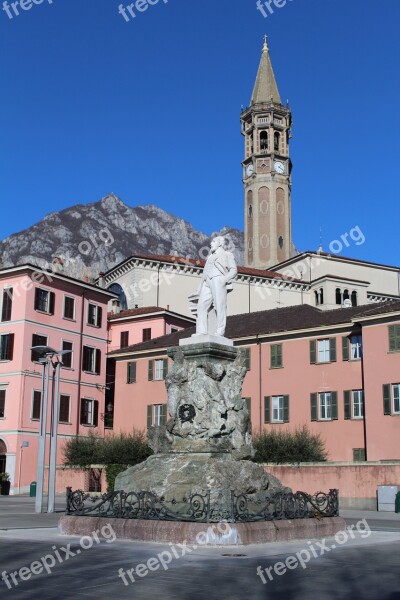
[{"left": 0, "top": 530, "right": 400, "bottom": 600}]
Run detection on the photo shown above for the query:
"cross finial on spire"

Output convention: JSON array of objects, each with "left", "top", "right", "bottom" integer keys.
[{"left": 263, "top": 34, "right": 268, "bottom": 52}]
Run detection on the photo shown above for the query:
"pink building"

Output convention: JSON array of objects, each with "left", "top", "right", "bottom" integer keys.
[
  {"left": 109, "top": 300, "right": 400, "bottom": 462},
  {"left": 0, "top": 264, "right": 116, "bottom": 494}
]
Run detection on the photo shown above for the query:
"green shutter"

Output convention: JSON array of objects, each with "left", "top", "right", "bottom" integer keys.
[
  {"left": 244, "top": 348, "right": 251, "bottom": 371},
  {"left": 344, "top": 391, "right": 351, "bottom": 420},
  {"left": 330, "top": 338, "right": 337, "bottom": 363},
  {"left": 270, "top": 346, "right": 276, "bottom": 369},
  {"left": 147, "top": 405, "right": 153, "bottom": 428},
  {"left": 127, "top": 362, "right": 136, "bottom": 384},
  {"left": 148, "top": 360, "right": 153, "bottom": 381},
  {"left": 283, "top": 395, "right": 289, "bottom": 423},
  {"left": 331, "top": 391, "right": 338, "bottom": 420},
  {"left": 310, "top": 340, "right": 317, "bottom": 364},
  {"left": 389, "top": 325, "right": 397, "bottom": 352},
  {"left": 163, "top": 358, "right": 168, "bottom": 380},
  {"left": 271, "top": 344, "right": 283, "bottom": 368},
  {"left": 264, "top": 396, "right": 271, "bottom": 424},
  {"left": 383, "top": 384, "right": 391, "bottom": 415},
  {"left": 277, "top": 344, "right": 282, "bottom": 368},
  {"left": 342, "top": 337, "right": 349, "bottom": 361},
  {"left": 311, "top": 393, "right": 318, "bottom": 421},
  {"left": 160, "top": 404, "right": 167, "bottom": 425}
]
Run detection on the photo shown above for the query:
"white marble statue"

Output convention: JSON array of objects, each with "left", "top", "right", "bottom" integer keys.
[{"left": 195, "top": 236, "right": 237, "bottom": 337}]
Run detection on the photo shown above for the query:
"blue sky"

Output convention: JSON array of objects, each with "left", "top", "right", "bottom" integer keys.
[{"left": 1, "top": 0, "right": 399, "bottom": 265}]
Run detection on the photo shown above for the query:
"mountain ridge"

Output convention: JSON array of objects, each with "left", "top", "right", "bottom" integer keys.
[{"left": 0, "top": 194, "right": 244, "bottom": 280}]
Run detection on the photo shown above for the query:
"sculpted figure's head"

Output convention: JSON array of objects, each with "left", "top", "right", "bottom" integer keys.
[{"left": 210, "top": 236, "right": 226, "bottom": 252}]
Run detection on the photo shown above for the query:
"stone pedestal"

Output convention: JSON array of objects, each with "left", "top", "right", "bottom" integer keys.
[{"left": 115, "top": 341, "right": 285, "bottom": 507}]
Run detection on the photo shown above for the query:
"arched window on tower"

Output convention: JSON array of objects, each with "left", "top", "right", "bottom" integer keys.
[
  {"left": 108, "top": 283, "right": 128, "bottom": 310},
  {"left": 315, "top": 288, "right": 324, "bottom": 306},
  {"left": 343, "top": 289, "right": 350, "bottom": 302},
  {"left": 351, "top": 291, "right": 358, "bottom": 307},
  {"left": 278, "top": 236, "right": 284, "bottom": 249},
  {"left": 336, "top": 288, "right": 342, "bottom": 305},
  {"left": 274, "top": 131, "right": 280, "bottom": 152},
  {"left": 248, "top": 204, "right": 253, "bottom": 218},
  {"left": 260, "top": 131, "right": 268, "bottom": 153}
]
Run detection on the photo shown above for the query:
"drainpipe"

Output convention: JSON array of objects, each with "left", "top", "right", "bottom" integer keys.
[
  {"left": 76, "top": 291, "right": 86, "bottom": 435},
  {"left": 257, "top": 335, "right": 262, "bottom": 433},
  {"left": 156, "top": 263, "right": 161, "bottom": 307},
  {"left": 358, "top": 324, "right": 368, "bottom": 461}
]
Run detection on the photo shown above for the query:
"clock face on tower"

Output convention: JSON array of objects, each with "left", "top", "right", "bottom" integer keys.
[
  {"left": 246, "top": 164, "right": 254, "bottom": 177},
  {"left": 274, "top": 161, "right": 285, "bottom": 174}
]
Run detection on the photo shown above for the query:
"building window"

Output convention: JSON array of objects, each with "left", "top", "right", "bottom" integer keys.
[
  {"left": 352, "top": 390, "right": 364, "bottom": 418},
  {"left": 351, "top": 291, "right": 358, "bottom": 307},
  {"left": 274, "top": 131, "right": 280, "bottom": 151},
  {"left": 315, "top": 288, "right": 324, "bottom": 306},
  {"left": 80, "top": 399, "right": 99, "bottom": 426},
  {"left": 147, "top": 404, "right": 167, "bottom": 428},
  {"left": 63, "top": 296, "right": 75, "bottom": 320},
  {"left": 34, "top": 288, "right": 55, "bottom": 314},
  {"left": 0, "top": 389, "right": 5, "bottom": 418},
  {"left": 32, "top": 390, "right": 41, "bottom": 420},
  {"left": 311, "top": 392, "right": 338, "bottom": 421},
  {"left": 0, "top": 334, "right": 15, "bottom": 361},
  {"left": 353, "top": 448, "right": 366, "bottom": 462},
  {"left": 270, "top": 344, "right": 282, "bottom": 368},
  {"left": 310, "top": 338, "right": 336, "bottom": 364},
  {"left": 319, "top": 392, "right": 332, "bottom": 420},
  {"left": 148, "top": 359, "right": 168, "bottom": 381},
  {"left": 61, "top": 341, "right": 73, "bottom": 369},
  {"left": 59, "top": 395, "right": 71, "bottom": 423},
  {"left": 142, "top": 328, "right": 152, "bottom": 342},
  {"left": 278, "top": 236, "right": 284, "bottom": 250},
  {"left": 264, "top": 395, "right": 289, "bottom": 423},
  {"left": 31, "top": 334, "right": 48, "bottom": 362},
  {"left": 336, "top": 288, "right": 342, "bottom": 305},
  {"left": 260, "top": 130, "right": 268, "bottom": 152},
  {"left": 350, "top": 335, "right": 363, "bottom": 359},
  {"left": 107, "top": 283, "right": 128, "bottom": 310},
  {"left": 120, "top": 331, "right": 129, "bottom": 348},
  {"left": 87, "top": 304, "right": 102, "bottom": 328},
  {"left": 393, "top": 384, "right": 400, "bottom": 414},
  {"left": 1, "top": 288, "right": 13, "bottom": 322},
  {"left": 82, "top": 346, "right": 101, "bottom": 375},
  {"left": 389, "top": 325, "right": 400, "bottom": 353},
  {"left": 127, "top": 362, "right": 137, "bottom": 384}
]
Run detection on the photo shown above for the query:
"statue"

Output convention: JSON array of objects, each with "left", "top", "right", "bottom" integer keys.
[{"left": 196, "top": 236, "right": 237, "bottom": 337}]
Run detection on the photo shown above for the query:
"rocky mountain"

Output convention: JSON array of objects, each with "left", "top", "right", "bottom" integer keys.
[{"left": 0, "top": 194, "right": 244, "bottom": 280}]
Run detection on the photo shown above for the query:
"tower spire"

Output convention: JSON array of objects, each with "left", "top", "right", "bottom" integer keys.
[{"left": 251, "top": 36, "right": 281, "bottom": 105}]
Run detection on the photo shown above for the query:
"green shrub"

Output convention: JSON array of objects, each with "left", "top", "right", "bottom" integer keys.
[
  {"left": 253, "top": 425, "right": 327, "bottom": 464},
  {"left": 105, "top": 464, "right": 128, "bottom": 492},
  {"left": 63, "top": 429, "right": 152, "bottom": 469}
]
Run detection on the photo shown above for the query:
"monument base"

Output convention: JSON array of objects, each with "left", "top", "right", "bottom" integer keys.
[
  {"left": 59, "top": 515, "right": 347, "bottom": 546},
  {"left": 179, "top": 334, "right": 233, "bottom": 347}
]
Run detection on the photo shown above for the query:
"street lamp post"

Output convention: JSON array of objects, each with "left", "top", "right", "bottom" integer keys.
[{"left": 30, "top": 346, "right": 71, "bottom": 514}]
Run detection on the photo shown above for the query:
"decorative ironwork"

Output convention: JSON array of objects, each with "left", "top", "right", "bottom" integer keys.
[
  {"left": 178, "top": 404, "right": 196, "bottom": 424},
  {"left": 66, "top": 487, "right": 339, "bottom": 523}
]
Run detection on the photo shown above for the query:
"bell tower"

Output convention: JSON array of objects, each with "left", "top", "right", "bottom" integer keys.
[{"left": 241, "top": 36, "right": 293, "bottom": 269}]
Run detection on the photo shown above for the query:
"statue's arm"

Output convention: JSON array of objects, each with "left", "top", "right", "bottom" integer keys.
[{"left": 225, "top": 253, "right": 238, "bottom": 283}]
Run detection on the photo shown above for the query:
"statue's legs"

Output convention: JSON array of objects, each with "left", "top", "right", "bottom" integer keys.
[{"left": 196, "top": 281, "right": 213, "bottom": 334}]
